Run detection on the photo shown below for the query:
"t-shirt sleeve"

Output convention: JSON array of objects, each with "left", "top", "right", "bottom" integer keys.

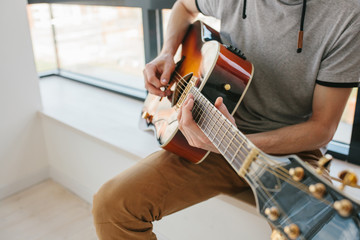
[
  {"left": 317, "top": 19, "right": 360, "bottom": 88},
  {"left": 195, "top": 0, "right": 222, "bottom": 19}
]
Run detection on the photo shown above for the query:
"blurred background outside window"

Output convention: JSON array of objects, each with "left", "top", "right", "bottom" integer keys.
[{"left": 28, "top": 4, "right": 145, "bottom": 91}]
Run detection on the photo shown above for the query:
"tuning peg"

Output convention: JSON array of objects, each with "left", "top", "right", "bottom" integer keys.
[
  {"left": 334, "top": 199, "right": 353, "bottom": 217},
  {"left": 284, "top": 224, "right": 300, "bottom": 239},
  {"left": 265, "top": 206, "right": 280, "bottom": 221},
  {"left": 289, "top": 167, "right": 304, "bottom": 181},
  {"left": 271, "top": 229, "right": 287, "bottom": 240},
  {"left": 309, "top": 183, "right": 326, "bottom": 199},
  {"left": 338, "top": 170, "right": 358, "bottom": 190},
  {"left": 316, "top": 154, "right": 333, "bottom": 174}
]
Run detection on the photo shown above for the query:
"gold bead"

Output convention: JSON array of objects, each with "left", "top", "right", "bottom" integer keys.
[
  {"left": 309, "top": 183, "right": 326, "bottom": 199},
  {"left": 271, "top": 229, "right": 287, "bottom": 240},
  {"left": 265, "top": 207, "right": 280, "bottom": 221},
  {"left": 334, "top": 199, "right": 353, "bottom": 217},
  {"left": 289, "top": 167, "right": 304, "bottom": 181},
  {"left": 284, "top": 224, "right": 300, "bottom": 239},
  {"left": 224, "top": 84, "right": 231, "bottom": 91}
]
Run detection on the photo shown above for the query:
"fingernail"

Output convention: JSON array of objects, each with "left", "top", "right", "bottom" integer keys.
[{"left": 161, "top": 79, "right": 167, "bottom": 84}]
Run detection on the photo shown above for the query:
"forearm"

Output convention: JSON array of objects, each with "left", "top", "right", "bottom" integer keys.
[
  {"left": 161, "top": 0, "right": 199, "bottom": 56},
  {"left": 247, "top": 86, "right": 351, "bottom": 155},
  {"left": 246, "top": 119, "right": 335, "bottom": 155}
]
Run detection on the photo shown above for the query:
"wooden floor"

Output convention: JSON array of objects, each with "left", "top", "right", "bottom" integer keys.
[{"left": 0, "top": 180, "right": 97, "bottom": 240}]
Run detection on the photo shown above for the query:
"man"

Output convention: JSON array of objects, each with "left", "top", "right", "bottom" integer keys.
[{"left": 93, "top": 0, "right": 360, "bottom": 239}]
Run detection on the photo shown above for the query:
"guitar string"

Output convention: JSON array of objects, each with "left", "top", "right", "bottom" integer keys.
[{"left": 171, "top": 73, "right": 334, "bottom": 207}]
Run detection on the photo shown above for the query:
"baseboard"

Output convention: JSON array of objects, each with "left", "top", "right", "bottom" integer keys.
[
  {"left": 0, "top": 167, "right": 49, "bottom": 200},
  {"left": 49, "top": 167, "right": 94, "bottom": 204}
]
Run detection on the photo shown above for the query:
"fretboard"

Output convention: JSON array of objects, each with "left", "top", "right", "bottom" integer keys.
[{"left": 189, "top": 87, "right": 256, "bottom": 175}]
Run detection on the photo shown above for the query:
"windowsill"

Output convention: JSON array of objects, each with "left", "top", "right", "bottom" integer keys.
[{"left": 39, "top": 76, "right": 160, "bottom": 159}]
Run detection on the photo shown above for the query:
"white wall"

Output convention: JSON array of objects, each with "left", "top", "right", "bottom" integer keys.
[
  {"left": 41, "top": 115, "right": 139, "bottom": 203},
  {"left": 0, "top": 0, "right": 48, "bottom": 199}
]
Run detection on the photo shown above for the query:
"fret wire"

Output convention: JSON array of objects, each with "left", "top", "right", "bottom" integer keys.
[
  {"left": 192, "top": 89, "right": 247, "bottom": 153},
  {"left": 206, "top": 113, "right": 221, "bottom": 142},
  {"left": 211, "top": 118, "right": 225, "bottom": 147},
  {"left": 197, "top": 94, "right": 212, "bottom": 130},
  {"left": 194, "top": 93, "right": 221, "bottom": 142},
  {"left": 225, "top": 131, "right": 243, "bottom": 159},
  {"left": 194, "top": 99, "right": 206, "bottom": 126},
  {"left": 232, "top": 158, "right": 242, "bottom": 172},
  {"left": 202, "top": 97, "right": 222, "bottom": 143},
  {"left": 229, "top": 142, "right": 243, "bottom": 164},
  {"left": 223, "top": 130, "right": 235, "bottom": 153},
  {"left": 190, "top": 88, "right": 252, "bottom": 169},
  {"left": 195, "top": 93, "right": 225, "bottom": 146},
  {"left": 217, "top": 125, "right": 231, "bottom": 153}
]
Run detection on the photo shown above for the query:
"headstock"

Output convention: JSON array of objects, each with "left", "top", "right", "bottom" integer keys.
[{"left": 246, "top": 153, "right": 360, "bottom": 240}]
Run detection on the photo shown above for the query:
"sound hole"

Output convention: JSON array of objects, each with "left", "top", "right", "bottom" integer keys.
[{"left": 171, "top": 72, "right": 193, "bottom": 107}]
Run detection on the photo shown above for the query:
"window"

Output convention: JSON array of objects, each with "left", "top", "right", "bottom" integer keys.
[
  {"left": 28, "top": 4, "right": 146, "bottom": 98},
  {"left": 52, "top": 5, "right": 145, "bottom": 90},
  {"left": 333, "top": 88, "right": 358, "bottom": 145},
  {"left": 27, "top": 4, "right": 57, "bottom": 73}
]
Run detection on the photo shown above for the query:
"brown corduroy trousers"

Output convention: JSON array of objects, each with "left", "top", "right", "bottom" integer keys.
[{"left": 92, "top": 149, "right": 326, "bottom": 240}]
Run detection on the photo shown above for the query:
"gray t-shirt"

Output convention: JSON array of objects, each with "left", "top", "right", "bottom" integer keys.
[{"left": 196, "top": 0, "right": 360, "bottom": 133}]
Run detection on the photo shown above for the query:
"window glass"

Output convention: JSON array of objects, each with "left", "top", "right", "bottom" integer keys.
[
  {"left": 333, "top": 88, "right": 358, "bottom": 144},
  {"left": 162, "top": 9, "right": 220, "bottom": 37},
  {"left": 27, "top": 4, "right": 57, "bottom": 73},
  {"left": 52, "top": 5, "right": 145, "bottom": 90}
]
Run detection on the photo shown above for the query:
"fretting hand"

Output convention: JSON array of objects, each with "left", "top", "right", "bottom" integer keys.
[{"left": 177, "top": 94, "right": 237, "bottom": 153}]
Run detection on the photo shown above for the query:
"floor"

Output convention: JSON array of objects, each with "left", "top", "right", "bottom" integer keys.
[{"left": 0, "top": 180, "right": 97, "bottom": 240}]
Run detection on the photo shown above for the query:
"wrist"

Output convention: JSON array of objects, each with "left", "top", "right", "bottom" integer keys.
[{"left": 160, "top": 47, "right": 177, "bottom": 58}]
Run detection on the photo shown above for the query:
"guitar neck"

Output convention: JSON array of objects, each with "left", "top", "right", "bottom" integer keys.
[{"left": 190, "top": 87, "right": 258, "bottom": 176}]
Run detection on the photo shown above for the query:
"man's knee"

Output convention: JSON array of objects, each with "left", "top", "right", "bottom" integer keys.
[
  {"left": 92, "top": 179, "right": 121, "bottom": 223},
  {"left": 92, "top": 176, "right": 159, "bottom": 224}
]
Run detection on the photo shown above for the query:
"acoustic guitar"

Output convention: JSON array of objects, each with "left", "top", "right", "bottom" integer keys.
[
  {"left": 141, "top": 20, "right": 253, "bottom": 163},
  {"left": 141, "top": 21, "right": 360, "bottom": 239}
]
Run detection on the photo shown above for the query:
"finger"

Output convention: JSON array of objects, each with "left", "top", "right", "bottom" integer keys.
[
  {"left": 214, "top": 97, "right": 236, "bottom": 125},
  {"left": 160, "top": 62, "right": 175, "bottom": 86},
  {"left": 145, "top": 82, "right": 167, "bottom": 97},
  {"left": 182, "top": 100, "right": 194, "bottom": 125},
  {"left": 177, "top": 104, "right": 183, "bottom": 124},
  {"left": 143, "top": 63, "right": 162, "bottom": 87}
]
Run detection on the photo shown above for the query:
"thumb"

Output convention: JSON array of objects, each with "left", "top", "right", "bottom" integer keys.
[
  {"left": 215, "top": 97, "right": 236, "bottom": 125},
  {"left": 160, "top": 62, "right": 175, "bottom": 85}
]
